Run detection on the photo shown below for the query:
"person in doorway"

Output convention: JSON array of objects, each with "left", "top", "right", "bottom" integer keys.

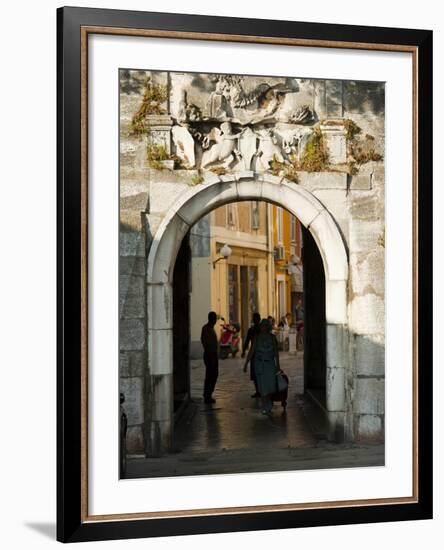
[
  {"left": 242, "top": 312, "right": 261, "bottom": 398},
  {"left": 243, "top": 318, "right": 281, "bottom": 415},
  {"left": 293, "top": 298, "right": 304, "bottom": 322},
  {"left": 200, "top": 311, "right": 219, "bottom": 404},
  {"left": 267, "top": 315, "right": 277, "bottom": 333}
]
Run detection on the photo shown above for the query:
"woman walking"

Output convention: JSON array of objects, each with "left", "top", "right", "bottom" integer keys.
[{"left": 243, "top": 318, "right": 281, "bottom": 414}]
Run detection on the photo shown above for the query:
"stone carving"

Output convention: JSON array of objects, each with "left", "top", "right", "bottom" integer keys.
[
  {"left": 256, "top": 129, "right": 284, "bottom": 171},
  {"left": 172, "top": 125, "right": 196, "bottom": 168},
  {"left": 204, "top": 75, "right": 293, "bottom": 125},
  {"left": 144, "top": 73, "right": 357, "bottom": 175},
  {"left": 201, "top": 122, "right": 243, "bottom": 169},
  {"left": 146, "top": 114, "right": 174, "bottom": 155},
  {"left": 289, "top": 105, "right": 315, "bottom": 125},
  {"left": 238, "top": 127, "right": 258, "bottom": 170},
  {"left": 279, "top": 127, "right": 313, "bottom": 159}
]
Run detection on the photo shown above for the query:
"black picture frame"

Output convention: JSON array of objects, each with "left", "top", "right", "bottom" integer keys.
[{"left": 57, "top": 6, "right": 433, "bottom": 543}]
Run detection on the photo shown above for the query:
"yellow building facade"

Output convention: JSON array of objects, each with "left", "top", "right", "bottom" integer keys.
[
  {"left": 210, "top": 201, "right": 272, "bottom": 341},
  {"left": 189, "top": 200, "right": 303, "bottom": 354},
  {"left": 270, "top": 205, "right": 303, "bottom": 325}
]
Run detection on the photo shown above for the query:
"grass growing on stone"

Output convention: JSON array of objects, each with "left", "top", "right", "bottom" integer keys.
[
  {"left": 268, "top": 125, "right": 328, "bottom": 181},
  {"left": 146, "top": 143, "right": 169, "bottom": 170},
  {"left": 269, "top": 155, "right": 300, "bottom": 183},
  {"left": 298, "top": 126, "right": 329, "bottom": 172},
  {"left": 378, "top": 230, "right": 385, "bottom": 248},
  {"left": 190, "top": 170, "right": 205, "bottom": 186},
  {"left": 130, "top": 77, "right": 168, "bottom": 137},
  {"left": 344, "top": 119, "right": 384, "bottom": 171},
  {"left": 209, "top": 166, "right": 227, "bottom": 176}
]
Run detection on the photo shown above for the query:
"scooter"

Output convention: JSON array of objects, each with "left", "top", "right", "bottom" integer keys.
[{"left": 219, "top": 318, "right": 241, "bottom": 359}]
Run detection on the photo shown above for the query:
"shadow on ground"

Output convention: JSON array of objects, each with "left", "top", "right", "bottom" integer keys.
[{"left": 125, "top": 353, "right": 384, "bottom": 479}]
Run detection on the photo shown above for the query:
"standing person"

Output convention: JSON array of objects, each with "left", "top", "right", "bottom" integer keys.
[
  {"left": 242, "top": 312, "right": 261, "bottom": 398},
  {"left": 200, "top": 311, "right": 219, "bottom": 404},
  {"left": 243, "top": 319, "right": 281, "bottom": 415}
]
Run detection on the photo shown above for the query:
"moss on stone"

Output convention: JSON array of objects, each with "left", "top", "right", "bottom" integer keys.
[
  {"left": 146, "top": 143, "right": 169, "bottom": 169},
  {"left": 190, "top": 170, "right": 205, "bottom": 186},
  {"left": 299, "top": 127, "right": 329, "bottom": 172},
  {"left": 130, "top": 77, "right": 168, "bottom": 137}
]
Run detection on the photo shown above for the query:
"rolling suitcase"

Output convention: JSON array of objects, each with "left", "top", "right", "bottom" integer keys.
[{"left": 270, "top": 371, "right": 289, "bottom": 410}]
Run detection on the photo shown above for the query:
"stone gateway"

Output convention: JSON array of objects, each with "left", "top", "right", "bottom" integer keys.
[{"left": 119, "top": 69, "right": 385, "bottom": 456}]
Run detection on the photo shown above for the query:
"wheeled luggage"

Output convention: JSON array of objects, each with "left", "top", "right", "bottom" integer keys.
[{"left": 270, "top": 371, "right": 289, "bottom": 409}]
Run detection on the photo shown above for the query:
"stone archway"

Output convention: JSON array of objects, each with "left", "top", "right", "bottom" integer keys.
[{"left": 146, "top": 173, "right": 348, "bottom": 455}]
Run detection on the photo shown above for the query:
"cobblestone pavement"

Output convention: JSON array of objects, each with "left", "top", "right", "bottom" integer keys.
[{"left": 126, "top": 352, "right": 384, "bottom": 478}]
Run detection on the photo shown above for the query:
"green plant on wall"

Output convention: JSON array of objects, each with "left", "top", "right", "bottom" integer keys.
[
  {"left": 378, "top": 229, "right": 385, "bottom": 248},
  {"left": 190, "top": 169, "right": 205, "bottom": 186},
  {"left": 268, "top": 124, "right": 328, "bottom": 180},
  {"left": 146, "top": 143, "right": 169, "bottom": 169},
  {"left": 130, "top": 77, "right": 168, "bottom": 137},
  {"left": 298, "top": 126, "right": 329, "bottom": 172},
  {"left": 269, "top": 155, "right": 300, "bottom": 183},
  {"left": 344, "top": 119, "right": 383, "bottom": 172}
]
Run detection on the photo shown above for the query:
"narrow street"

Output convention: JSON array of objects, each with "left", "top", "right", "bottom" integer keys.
[{"left": 126, "top": 352, "right": 384, "bottom": 478}]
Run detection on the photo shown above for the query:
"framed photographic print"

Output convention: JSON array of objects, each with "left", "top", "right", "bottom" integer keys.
[{"left": 57, "top": 6, "right": 433, "bottom": 542}]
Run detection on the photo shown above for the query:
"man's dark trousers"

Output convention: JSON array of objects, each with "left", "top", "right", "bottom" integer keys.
[{"left": 203, "top": 351, "right": 219, "bottom": 401}]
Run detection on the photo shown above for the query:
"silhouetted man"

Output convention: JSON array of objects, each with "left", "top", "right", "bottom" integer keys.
[
  {"left": 201, "top": 311, "right": 219, "bottom": 404},
  {"left": 242, "top": 312, "right": 261, "bottom": 398}
]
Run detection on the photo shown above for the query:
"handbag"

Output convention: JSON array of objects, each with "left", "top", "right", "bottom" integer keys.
[{"left": 276, "top": 370, "right": 288, "bottom": 393}]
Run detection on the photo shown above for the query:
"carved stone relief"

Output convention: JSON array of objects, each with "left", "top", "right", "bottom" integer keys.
[{"left": 146, "top": 73, "right": 352, "bottom": 176}]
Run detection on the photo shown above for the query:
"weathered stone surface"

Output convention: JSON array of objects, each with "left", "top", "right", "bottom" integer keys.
[
  {"left": 148, "top": 179, "right": 189, "bottom": 215},
  {"left": 126, "top": 425, "right": 145, "bottom": 454},
  {"left": 354, "top": 414, "right": 384, "bottom": 443},
  {"left": 349, "top": 293, "right": 385, "bottom": 336},
  {"left": 120, "top": 274, "right": 145, "bottom": 319},
  {"left": 354, "top": 334, "right": 385, "bottom": 376},
  {"left": 309, "top": 209, "right": 348, "bottom": 282},
  {"left": 120, "top": 192, "right": 149, "bottom": 210},
  {"left": 354, "top": 377, "right": 385, "bottom": 414},
  {"left": 147, "top": 214, "right": 190, "bottom": 284},
  {"left": 299, "top": 171, "right": 347, "bottom": 190},
  {"left": 349, "top": 218, "right": 383, "bottom": 254},
  {"left": 326, "top": 324, "right": 348, "bottom": 368},
  {"left": 349, "top": 193, "right": 384, "bottom": 221},
  {"left": 120, "top": 210, "right": 144, "bottom": 232},
  {"left": 120, "top": 376, "right": 144, "bottom": 424},
  {"left": 146, "top": 283, "right": 173, "bottom": 330},
  {"left": 350, "top": 174, "right": 372, "bottom": 191},
  {"left": 120, "top": 350, "right": 146, "bottom": 377},
  {"left": 120, "top": 318, "right": 146, "bottom": 351},
  {"left": 147, "top": 329, "right": 173, "bottom": 375},
  {"left": 350, "top": 247, "right": 385, "bottom": 298},
  {"left": 326, "top": 366, "right": 346, "bottom": 412},
  {"left": 325, "top": 80, "right": 343, "bottom": 117},
  {"left": 320, "top": 123, "right": 347, "bottom": 164},
  {"left": 120, "top": 231, "right": 146, "bottom": 257},
  {"left": 151, "top": 374, "right": 174, "bottom": 421},
  {"left": 120, "top": 256, "right": 146, "bottom": 277},
  {"left": 325, "top": 280, "right": 347, "bottom": 325}
]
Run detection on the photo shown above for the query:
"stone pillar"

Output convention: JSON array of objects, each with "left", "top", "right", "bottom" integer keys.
[
  {"left": 313, "top": 80, "right": 327, "bottom": 120},
  {"left": 146, "top": 114, "right": 174, "bottom": 154},
  {"left": 325, "top": 324, "right": 348, "bottom": 441},
  {"left": 145, "top": 282, "right": 174, "bottom": 456},
  {"left": 119, "top": 229, "right": 147, "bottom": 454},
  {"left": 320, "top": 120, "right": 347, "bottom": 165},
  {"left": 325, "top": 80, "right": 343, "bottom": 118}
]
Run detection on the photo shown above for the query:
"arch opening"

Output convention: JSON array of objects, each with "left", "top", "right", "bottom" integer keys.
[{"left": 146, "top": 176, "right": 348, "bottom": 456}]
